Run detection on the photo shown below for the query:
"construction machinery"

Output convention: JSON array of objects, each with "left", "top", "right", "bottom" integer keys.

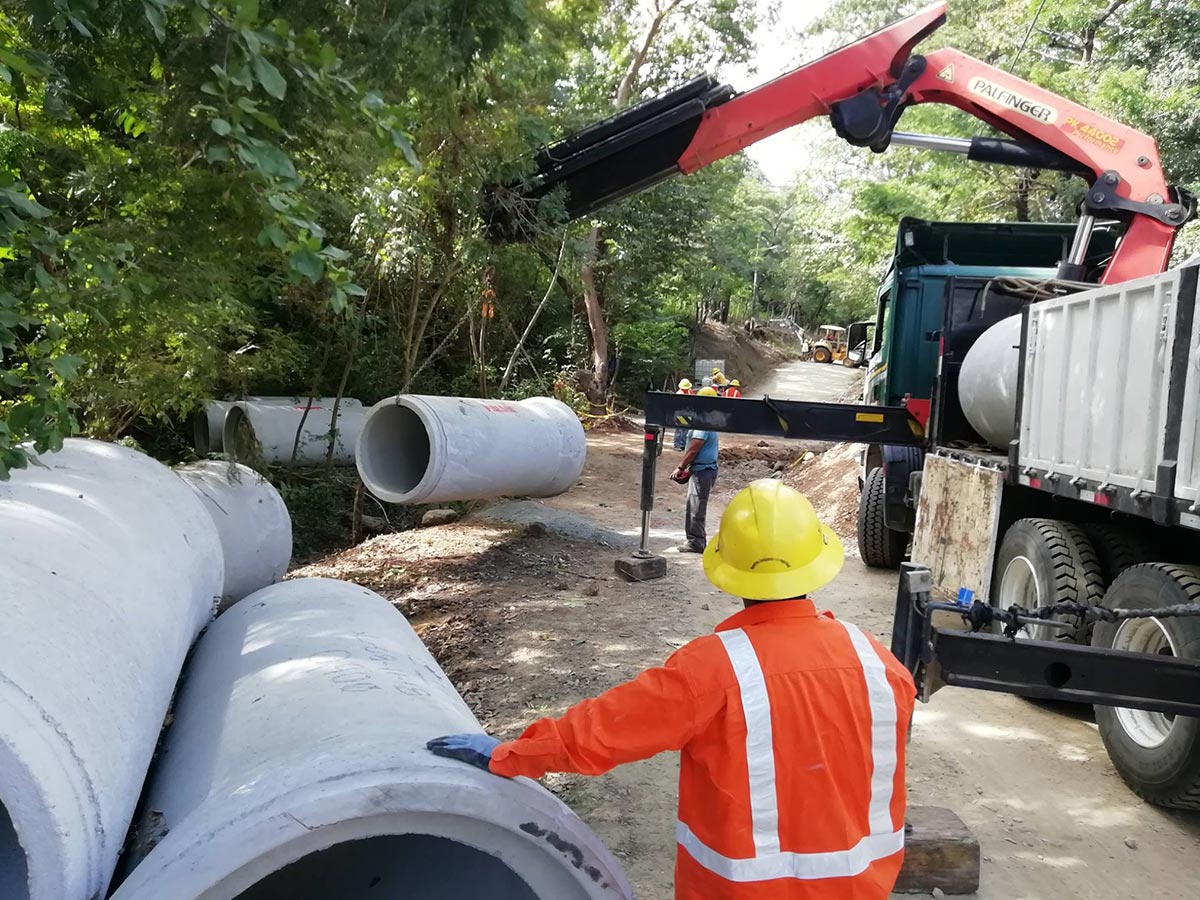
[
  {"left": 809, "top": 325, "right": 847, "bottom": 364},
  {"left": 492, "top": 0, "right": 1200, "bottom": 808}
]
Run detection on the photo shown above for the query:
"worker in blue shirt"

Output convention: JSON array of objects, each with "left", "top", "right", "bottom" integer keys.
[{"left": 672, "top": 386, "right": 719, "bottom": 552}]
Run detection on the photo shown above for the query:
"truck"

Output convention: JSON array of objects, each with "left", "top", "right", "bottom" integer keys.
[
  {"left": 889, "top": 260, "right": 1200, "bottom": 808},
  {"left": 492, "top": 1, "right": 1200, "bottom": 807},
  {"left": 854, "top": 217, "right": 1120, "bottom": 567}
]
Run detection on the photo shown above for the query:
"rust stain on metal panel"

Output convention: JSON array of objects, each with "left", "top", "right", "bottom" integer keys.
[{"left": 912, "top": 456, "right": 1003, "bottom": 603}]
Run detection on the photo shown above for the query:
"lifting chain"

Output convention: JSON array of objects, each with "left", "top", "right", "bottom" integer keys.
[{"left": 961, "top": 600, "right": 1200, "bottom": 639}]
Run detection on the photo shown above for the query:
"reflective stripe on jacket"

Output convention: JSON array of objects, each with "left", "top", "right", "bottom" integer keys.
[{"left": 490, "top": 599, "right": 916, "bottom": 899}]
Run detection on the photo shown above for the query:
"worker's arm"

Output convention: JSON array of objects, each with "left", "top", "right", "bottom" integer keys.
[
  {"left": 489, "top": 642, "right": 720, "bottom": 779},
  {"left": 674, "top": 435, "right": 706, "bottom": 474}
]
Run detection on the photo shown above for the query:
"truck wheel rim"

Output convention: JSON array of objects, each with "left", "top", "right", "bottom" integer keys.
[
  {"left": 998, "top": 555, "right": 1052, "bottom": 641},
  {"left": 1112, "top": 616, "right": 1177, "bottom": 749}
]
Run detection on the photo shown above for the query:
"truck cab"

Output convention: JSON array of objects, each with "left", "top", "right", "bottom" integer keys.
[{"left": 857, "top": 217, "right": 1119, "bottom": 566}]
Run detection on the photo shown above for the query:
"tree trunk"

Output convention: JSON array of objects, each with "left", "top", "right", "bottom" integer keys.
[
  {"left": 580, "top": 226, "right": 609, "bottom": 405},
  {"left": 578, "top": 3, "right": 677, "bottom": 406},
  {"left": 500, "top": 232, "right": 567, "bottom": 392}
]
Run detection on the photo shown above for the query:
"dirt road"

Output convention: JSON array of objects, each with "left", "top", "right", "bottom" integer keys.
[
  {"left": 298, "top": 361, "right": 1200, "bottom": 899},
  {"left": 757, "top": 357, "right": 864, "bottom": 401}
]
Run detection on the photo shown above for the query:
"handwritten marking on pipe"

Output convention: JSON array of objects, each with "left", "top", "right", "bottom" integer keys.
[{"left": 519, "top": 822, "right": 610, "bottom": 888}]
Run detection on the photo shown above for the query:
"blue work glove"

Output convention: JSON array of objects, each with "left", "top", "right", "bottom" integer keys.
[{"left": 426, "top": 733, "right": 501, "bottom": 771}]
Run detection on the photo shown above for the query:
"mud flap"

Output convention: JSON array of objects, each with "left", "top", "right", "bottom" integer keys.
[
  {"left": 911, "top": 455, "right": 1004, "bottom": 603},
  {"left": 882, "top": 445, "right": 924, "bottom": 531}
]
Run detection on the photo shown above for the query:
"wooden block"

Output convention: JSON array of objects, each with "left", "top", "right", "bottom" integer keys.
[{"left": 893, "top": 806, "right": 980, "bottom": 895}]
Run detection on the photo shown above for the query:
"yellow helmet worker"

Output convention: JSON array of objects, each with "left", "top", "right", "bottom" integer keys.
[
  {"left": 712, "top": 370, "right": 728, "bottom": 386},
  {"left": 696, "top": 386, "right": 718, "bottom": 396},
  {"left": 703, "top": 479, "right": 844, "bottom": 600},
  {"left": 678, "top": 378, "right": 693, "bottom": 393}
]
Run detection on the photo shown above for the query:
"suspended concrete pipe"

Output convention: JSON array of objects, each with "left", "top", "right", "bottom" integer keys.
[
  {"left": 110, "top": 577, "right": 633, "bottom": 900},
  {"left": 224, "top": 398, "right": 366, "bottom": 467},
  {"left": 0, "top": 439, "right": 224, "bottom": 900},
  {"left": 958, "top": 313, "right": 1022, "bottom": 449},
  {"left": 356, "top": 395, "right": 586, "bottom": 504},
  {"left": 176, "top": 460, "right": 292, "bottom": 610},
  {"left": 194, "top": 397, "right": 364, "bottom": 455}
]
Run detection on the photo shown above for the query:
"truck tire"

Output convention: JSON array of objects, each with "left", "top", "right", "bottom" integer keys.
[
  {"left": 812, "top": 345, "right": 832, "bottom": 363},
  {"left": 993, "top": 518, "right": 1104, "bottom": 643},
  {"left": 1082, "top": 522, "right": 1158, "bottom": 584},
  {"left": 1092, "top": 563, "right": 1200, "bottom": 809},
  {"left": 857, "top": 467, "right": 907, "bottom": 568}
]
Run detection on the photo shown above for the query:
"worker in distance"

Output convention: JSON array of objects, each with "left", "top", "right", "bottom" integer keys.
[{"left": 429, "top": 479, "right": 916, "bottom": 899}]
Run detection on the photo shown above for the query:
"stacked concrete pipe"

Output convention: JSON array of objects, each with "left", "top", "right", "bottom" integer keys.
[
  {"left": 195, "top": 397, "right": 364, "bottom": 457},
  {"left": 0, "top": 441, "right": 292, "bottom": 900},
  {"left": 356, "top": 395, "right": 586, "bottom": 503},
  {"left": 111, "top": 578, "right": 632, "bottom": 900},
  {"left": 176, "top": 460, "right": 293, "bottom": 610},
  {"left": 224, "top": 398, "right": 366, "bottom": 466}
]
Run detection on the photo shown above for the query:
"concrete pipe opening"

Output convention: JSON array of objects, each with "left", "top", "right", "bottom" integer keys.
[
  {"left": 233, "top": 833, "right": 537, "bottom": 900},
  {"left": 0, "top": 801, "right": 29, "bottom": 900},
  {"left": 355, "top": 402, "right": 432, "bottom": 500}
]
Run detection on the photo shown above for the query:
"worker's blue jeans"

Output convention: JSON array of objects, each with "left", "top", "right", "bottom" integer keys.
[
  {"left": 673, "top": 428, "right": 689, "bottom": 451},
  {"left": 684, "top": 466, "right": 718, "bottom": 551}
]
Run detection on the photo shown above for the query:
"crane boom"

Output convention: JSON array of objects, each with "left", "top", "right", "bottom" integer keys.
[{"left": 496, "top": 2, "right": 1193, "bottom": 284}]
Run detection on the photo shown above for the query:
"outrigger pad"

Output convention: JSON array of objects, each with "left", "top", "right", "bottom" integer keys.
[{"left": 614, "top": 554, "right": 668, "bottom": 582}]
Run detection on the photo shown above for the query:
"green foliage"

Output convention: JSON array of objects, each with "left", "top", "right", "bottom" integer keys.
[{"left": 2, "top": 0, "right": 1196, "bottom": 485}]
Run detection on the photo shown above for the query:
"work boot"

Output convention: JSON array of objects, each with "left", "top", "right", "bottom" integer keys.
[{"left": 676, "top": 543, "right": 704, "bottom": 553}]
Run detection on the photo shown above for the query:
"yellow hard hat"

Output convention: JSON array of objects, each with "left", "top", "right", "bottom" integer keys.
[
  {"left": 696, "top": 386, "right": 719, "bottom": 397},
  {"left": 712, "top": 367, "right": 721, "bottom": 375},
  {"left": 730, "top": 379, "right": 740, "bottom": 387},
  {"left": 678, "top": 378, "right": 693, "bottom": 390},
  {"left": 703, "top": 479, "right": 843, "bottom": 600}
]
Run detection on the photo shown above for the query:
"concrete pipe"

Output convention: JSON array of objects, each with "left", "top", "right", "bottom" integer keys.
[
  {"left": 195, "top": 397, "right": 364, "bottom": 455},
  {"left": 959, "top": 314, "right": 1022, "bottom": 448},
  {"left": 0, "top": 440, "right": 223, "bottom": 900},
  {"left": 111, "top": 578, "right": 632, "bottom": 900},
  {"left": 356, "top": 395, "right": 586, "bottom": 504},
  {"left": 224, "top": 399, "right": 366, "bottom": 467},
  {"left": 176, "top": 461, "right": 292, "bottom": 609}
]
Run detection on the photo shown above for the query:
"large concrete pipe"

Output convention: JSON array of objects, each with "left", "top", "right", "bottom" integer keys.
[
  {"left": 195, "top": 397, "right": 364, "bottom": 456},
  {"left": 224, "top": 398, "right": 366, "bottom": 467},
  {"left": 111, "top": 578, "right": 632, "bottom": 900},
  {"left": 176, "top": 461, "right": 292, "bottom": 609},
  {"left": 0, "top": 440, "right": 224, "bottom": 900},
  {"left": 356, "top": 395, "right": 586, "bottom": 504},
  {"left": 959, "top": 314, "right": 1022, "bottom": 448}
]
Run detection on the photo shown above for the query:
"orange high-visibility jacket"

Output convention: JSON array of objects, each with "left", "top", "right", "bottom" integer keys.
[
  {"left": 490, "top": 600, "right": 916, "bottom": 900},
  {"left": 726, "top": 387, "right": 743, "bottom": 398}
]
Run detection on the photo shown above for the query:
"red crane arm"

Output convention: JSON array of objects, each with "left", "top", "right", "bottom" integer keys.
[{"left": 676, "top": 2, "right": 1184, "bottom": 283}]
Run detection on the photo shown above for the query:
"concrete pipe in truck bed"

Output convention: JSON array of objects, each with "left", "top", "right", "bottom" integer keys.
[
  {"left": 110, "top": 578, "right": 632, "bottom": 900},
  {"left": 176, "top": 460, "right": 292, "bottom": 609},
  {"left": 356, "top": 395, "right": 586, "bottom": 504},
  {"left": 0, "top": 439, "right": 224, "bottom": 900},
  {"left": 194, "top": 397, "right": 363, "bottom": 455},
  {"left": 224, "top": 398, "right": 366, "bottom": 467},
  {"left": 958, "top": 313, "right": 1022, "bottom": 449}
]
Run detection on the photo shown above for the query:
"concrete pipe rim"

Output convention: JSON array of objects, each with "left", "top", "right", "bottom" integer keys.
[
  {"left": 0, "top": 682, "right": 99, "bottom": 900},
  {"left": 355, "top": 397, "right": 446, "bottom": 505},
  {"left": 119, "top": 772, "right": 630, "bottom": 900},
  {"left": 221, "top": 405, "right": 257, "bottom": 466}
]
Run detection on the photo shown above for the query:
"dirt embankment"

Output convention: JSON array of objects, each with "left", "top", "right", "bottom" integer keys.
[{"left": 693, "top": 320, "right": 795, "bottom": 391}]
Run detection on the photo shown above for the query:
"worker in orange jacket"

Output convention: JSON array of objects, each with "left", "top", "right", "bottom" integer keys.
[
  {"left": 429, "top": 479, "right": 916, "bottom": 900},
  {"left": 726, "top": 378, "right": 743, "bottom": 398}
]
